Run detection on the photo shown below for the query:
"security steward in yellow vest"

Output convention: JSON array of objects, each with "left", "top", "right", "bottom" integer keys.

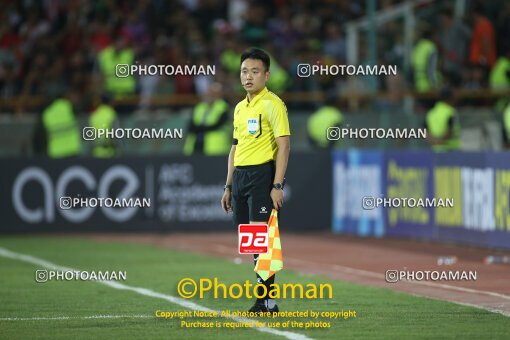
[
  {"left": 424, "top": 88, "right": 461, "bottom": 152},
  {"left": 411, "top": 28, "right": 441, "bottom": 92},
  {"left": 220, "top": 48, "right": 290, "bottom": 316},
  {"left": 266, "top": 53, "right": 289, "bottom": 93},
  {"left": 98, "top": 36, "right": 135, "bottom": 98},
  {"left": 490, "top": 55, "right": 510, "bottom": 89},
  {"left": 307, "top": 93, "right": 343, "bottom": 148},
  {"left": 184, "top": 83, "right": 230, "bottom": 155},
  {"left": 41, "top": 93, "right": 82, "bottom": 158},
  {"left": 490, "top": 47, "right": 510, "bottom": 112},
  {"left": 89, "top": 95, "right": 119, "bottom": 158}
]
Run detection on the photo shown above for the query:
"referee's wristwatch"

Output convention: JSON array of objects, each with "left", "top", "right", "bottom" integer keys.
[{"left": 272, "top": 183, "right": 284, "bottom": 190}]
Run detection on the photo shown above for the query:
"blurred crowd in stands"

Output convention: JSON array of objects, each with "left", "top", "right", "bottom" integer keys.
[{"left": 0, "top": 0, "right": 509, "bottom": 113}]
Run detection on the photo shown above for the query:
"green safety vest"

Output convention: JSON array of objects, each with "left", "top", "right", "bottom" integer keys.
[
  {"left": 42, "top": 99, "right": 82, "bottom": 158},
  {"left": 504, "top": 104, "right": 510, "bottom": 143},
  {"left": 221, "top": 49, "right": 240, "bottom": 73},
  {"left": 490, "top": 57, "right": 510, "bottom": 89},
  {"left": 90, "top": 104, "right": 118, "bottom": 158},
  {"left": 411, "top": 39, "right": 440, "bottom": 92},
  {"left": 267, "top": 61, "right": 289, "bottom": 93},
  {"left": 307, "top": 106, "right": 343, "bottom": 148},
  {"left": 490, "top": 57, "right": 510, "bottom": 111},
  {"left": 426, "top": 101, "right": 461, "bottom": 152},
  {"left": 99, "top": 46, "right": 135, "bottom": 97},
  {"left": 184, "top": 99, "right": 230, "bottom": 155}
]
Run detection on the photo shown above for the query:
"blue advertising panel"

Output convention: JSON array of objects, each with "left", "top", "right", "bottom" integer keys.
[
  {"left": 332, "top": 149, "right": 385, "bottom": 237},
  {"left": 484, "top": 152, "right": 510, "bottom": 249},
  {"left": 434, "top": 152, "right": 494, "bottom": 247},
  {"left": 332, "top": 150, "right": 510, "bottom": 249},
  {"left": 384, "top": 150, "right": 436, "bottom": 239}
]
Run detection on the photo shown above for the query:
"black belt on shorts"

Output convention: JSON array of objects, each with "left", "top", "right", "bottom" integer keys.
[{"left": 235, "top": 160, "right": 274, "bottom": 170}]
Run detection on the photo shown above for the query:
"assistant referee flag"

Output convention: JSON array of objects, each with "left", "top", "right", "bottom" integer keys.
[{"left": 254, "top": 209, "right": 283, "bottom": 281}]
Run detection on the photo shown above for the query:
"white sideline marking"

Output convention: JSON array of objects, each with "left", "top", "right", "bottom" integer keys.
[
  {"left": 199, "top": 243, "right": 510, "bottom": 303},
  {"left": 0, "top": 247, "right": 312, "bottom": 340},
  {"left": 0, "top": 315, "right": 151, "bottom": 321},
  {"left": 284, "top": 257, "right": 510, "bottom": 317},
  {"left": 406, "top": 293, "right": 510, "bottom": 318},
  {"left": 286, "top": 257, "right": 510, "bottom": 301}
]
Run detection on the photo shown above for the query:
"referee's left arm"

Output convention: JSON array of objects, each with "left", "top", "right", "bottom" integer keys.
[
  {"left": 274, "top": 136, "right": 290, "bottom": 186},
  {"left": 271, "top": 135, "right": 290, "bottom": 210},
  {"left": 270, "top": 99, "right": 291, "bottom": 210}
]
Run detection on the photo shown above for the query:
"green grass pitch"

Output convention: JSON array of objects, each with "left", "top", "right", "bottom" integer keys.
[{"left": 0, "top": 236, "right": 508, "bottom": 339}]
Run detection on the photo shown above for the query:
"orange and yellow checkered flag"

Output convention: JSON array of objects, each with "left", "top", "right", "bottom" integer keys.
[{"left": 254, "top": 209, "right": 283, "bottom": 281}]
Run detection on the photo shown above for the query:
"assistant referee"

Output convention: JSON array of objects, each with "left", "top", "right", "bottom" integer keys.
[{"left": 220, "top": 48, "right": 291, "bottom": 314}]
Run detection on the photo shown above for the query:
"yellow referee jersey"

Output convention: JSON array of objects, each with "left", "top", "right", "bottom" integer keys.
[{"left": 233, "top": 87, "right": 290, "bottom": 166}]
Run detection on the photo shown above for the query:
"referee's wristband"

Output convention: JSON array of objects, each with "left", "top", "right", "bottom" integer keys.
[{"left": 224, "top": 184, "right": 232, "bottom": 191}]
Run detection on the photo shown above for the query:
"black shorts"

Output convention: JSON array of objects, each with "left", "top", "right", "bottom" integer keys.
[{"left": 232, "top": 161, "right": 275, "bottom": 225}]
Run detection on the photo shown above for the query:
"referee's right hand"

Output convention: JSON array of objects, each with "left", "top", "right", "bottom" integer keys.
[{"left": 221, "top": 189, "right": 232, "bottom": 213}]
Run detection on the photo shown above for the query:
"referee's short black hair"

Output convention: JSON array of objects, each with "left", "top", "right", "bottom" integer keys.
[{"left": 240, "top": 48, "right": 270, "bottom": 71}]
